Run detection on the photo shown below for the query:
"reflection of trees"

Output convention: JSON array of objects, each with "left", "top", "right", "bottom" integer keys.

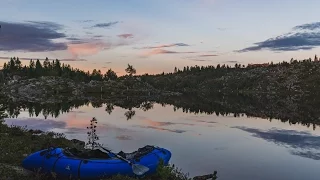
[
  {"left": 1, "top": 98, "right": 90, "bottom": 119},
  {"left": 91, "top": 101, "right": 103, "bottom": 108},
  {"left": 105, "top": 103, "right": 114, "bottom": 114},
  {"left": 140, "top": 101, "right": 154, "bottom": 111},
  {"left": 124, "top": 110, "right": 136, "bottom": 120},
  {"left": 0, "top": 103, "right": 8, "bottom": 121},
  {"left": 156, "top": 93, "right": 320, "bottom": 129},
  {"left": 1, "top": 92, "right": 320, "bottom": 129}
]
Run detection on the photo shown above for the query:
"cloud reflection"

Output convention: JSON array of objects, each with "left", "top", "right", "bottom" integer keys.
[
  {"left": 142, "top": 119, "right": 195, "bottom": 127},
  {"left": 116, "top": 135, "right": 132, "bottom": 140},
  {"left": 4, "top": 118, "right": 66, "bottom": 131},
  {"left": 136, "top": 125, "right": 187, "bottom": 134},
  {"left": 233, "top": 126, "right": 320, "bottom": 160}
]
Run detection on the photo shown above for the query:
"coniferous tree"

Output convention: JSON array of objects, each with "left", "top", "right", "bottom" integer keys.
[
  {"left": 104, "top": 69, "right": 117, "bottom": 80},
  {"left": 35, "top": 59, "right": 43, "bottom": 77},
  {"left": 125, "top": 64, "right": 136, "bottom": 76},
  {"left": 28, "top": 60, "right": 35, "bottom": 77},
  {"left": 174, "top": 67, "right": 178, "bottom": 73}
]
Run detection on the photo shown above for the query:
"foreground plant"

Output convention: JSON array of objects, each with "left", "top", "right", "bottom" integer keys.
[{"left": 86, "top": 117, "right": 101, "bottom": 150}]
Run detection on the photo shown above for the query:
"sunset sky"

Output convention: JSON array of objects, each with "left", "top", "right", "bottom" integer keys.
[{"left": 1, "top": 0, "right": 320, "bottom": 75}]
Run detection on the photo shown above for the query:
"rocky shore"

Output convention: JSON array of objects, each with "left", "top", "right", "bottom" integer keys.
[{"left": 0, "top": 76, "right": 181, "bottom": 104}]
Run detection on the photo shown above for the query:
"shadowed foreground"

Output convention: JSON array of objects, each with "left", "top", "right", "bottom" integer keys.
[{"left": 0, "top": 115, "right": 218, "bottom": 180}]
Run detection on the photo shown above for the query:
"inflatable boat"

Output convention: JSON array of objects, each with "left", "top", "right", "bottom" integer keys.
[{"left": 22, "top": 145, "right": 171, "bottom": 179}]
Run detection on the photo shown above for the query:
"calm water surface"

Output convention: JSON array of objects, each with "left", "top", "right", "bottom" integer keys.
[{"left": 4, "top": 103, "right": 320, "bottom": 180}]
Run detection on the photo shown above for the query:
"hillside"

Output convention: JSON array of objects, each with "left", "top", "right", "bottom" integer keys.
[{"left": 141, "top": 58, "right": 320, "bottom": 95}]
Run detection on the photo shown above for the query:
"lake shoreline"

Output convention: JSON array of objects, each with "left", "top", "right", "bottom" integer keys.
[{"left": 0, "top": 119, "right": 217, "bottom": 180}]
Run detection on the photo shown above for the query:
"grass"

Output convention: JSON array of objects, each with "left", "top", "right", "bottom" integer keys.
[{"left": 0, "top": 118, "right": 212, "bottom": 180}]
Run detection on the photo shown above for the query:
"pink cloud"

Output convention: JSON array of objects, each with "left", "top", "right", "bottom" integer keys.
[
  {"left": 67, "top": 41, "right": 109, "bottom": 58},
  {"left": 141, "top": 43, "right": 189, "bottom": 49}
]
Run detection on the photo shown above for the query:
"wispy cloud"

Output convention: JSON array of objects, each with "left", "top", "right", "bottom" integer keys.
[
  {"left": 0, "top": 21, "right": 67, "bottom": 52},
  {"left": 217, "top": 28, "right": 227, "bottom": 31},
  {"left": 92, "top": 21, "right": 119, "bottom": 28},
  {"left": 140, "top": 43, "right": 190, "bottom": 49},
  {"left": 67, "top": 41, "right": 108, "bottom": 58},
  {"left": 67, "top": 38, "right": 134, "bottom": 58},
  {"left": 141, "top": 49, "right": 196, "bottom": 57},
  {"left": 238, "top": 22, "right": 320, "bottom": 52},
  {"left": 66, "top": 37, "right": 83, "bottom": 41},
  {"left": 198, "top": 54, "right": 218, "bottom": 57},
  {"left": 224, "top": 60, "right": 240, "bottom": 63},
  {"left": 189, "top": 59, "right": 212, "bottom": 62},
  {"left": 0, "top": 56, "right": 87, "bottom": 61},
  {"left": 76, "top": 20, "right": 94, "bottom": 23},
  {"left": 118, "top": 33, "right": 134, "bottom": 39},
  {"left": 93, "top": 35, "right": 104, "bottom": 38},
  {"left": 293, "top": 22, "right": 320, "bottom": 30},
  {"left": 183, "top": 54, "right": 218, "bottom": 62},
  {"left": 59, "top": 58, "right": 87, "bottom": 61}
]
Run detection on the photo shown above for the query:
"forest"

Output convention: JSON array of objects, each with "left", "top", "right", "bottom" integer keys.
[{"left": 1, "top": 55, "right": 320, "bottom": 96}]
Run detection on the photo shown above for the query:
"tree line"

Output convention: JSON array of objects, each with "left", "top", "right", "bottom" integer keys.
[
  {"left": 0, "top": 57, "right": 120, "bottom": 82},
  {"left": 2, "top": 55, "right": 320, "bottom": 96}
]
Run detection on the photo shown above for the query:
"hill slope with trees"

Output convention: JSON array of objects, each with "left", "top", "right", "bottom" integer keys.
[{"left": 1, "top": 55, "right": 320, "bottom": 97}]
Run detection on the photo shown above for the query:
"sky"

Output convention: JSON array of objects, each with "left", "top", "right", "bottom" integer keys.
[{"left": 1, "top": 0, "right": 320, "bottom": 75}]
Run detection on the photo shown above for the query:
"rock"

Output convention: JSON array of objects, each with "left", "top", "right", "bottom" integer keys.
[
  {"left": 0, "top": 76, "right": 182, "bottom": 103},
  {"left": 0, "top": 163, "right": 33, "bottom": 177},
  {"left": 28, "top": 129, "right": 43, "bottom": 134},
  {"left": 12, "top": 75, "right": 21, "bottom": 81},
  {"left": 71, "top": 139, "right": 85, "bottom": 148},
  {"left": 193, "top": 171, "right": 218, "bottom": 180}
]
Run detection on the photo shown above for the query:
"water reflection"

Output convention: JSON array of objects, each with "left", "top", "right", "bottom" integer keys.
[
  {"left": 2, "top": 95, "right": 320, "bottom": 180},
  {"left": 135, "top": 125, "right": 187, "bottom": 134},
  {"left": 234, "top": 126, "right": 320, "bottom": 160},
  {"left": 124, "top": 110, "right": 136, "bottom": 120},
  {"left": 0, "top": 92, "right": 320, "bottom": 129},
  {"left": 4, "top": 118, "right": 66, "bottom": 131},
  {"left": 116, "top": 135, "right": 132, "bottom": 140}
]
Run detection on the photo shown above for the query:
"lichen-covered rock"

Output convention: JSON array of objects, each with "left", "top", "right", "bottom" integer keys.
[{"left": 0, "top": 76, "right": 181, "bottom": 103}]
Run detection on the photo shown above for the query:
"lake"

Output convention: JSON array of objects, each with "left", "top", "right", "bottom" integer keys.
[{"left": 3, "top": 100, "right": 320, "bottom": 180}]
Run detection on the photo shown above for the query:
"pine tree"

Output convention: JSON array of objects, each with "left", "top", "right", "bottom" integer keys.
[
  {"left": 125, "top": 64, "right": 136, "bottom": 76},
  {"left": 54, "top": 59, "right": 62, "bottom": 76},
  {"left": 35, "top": 59, "right": 43, "bottom": 77},
  {"left": 174, "top": 67, "right": 178, "bottom": 73},
  {"left": 104, "top": 69, "right": 117, "bottom": 80}
]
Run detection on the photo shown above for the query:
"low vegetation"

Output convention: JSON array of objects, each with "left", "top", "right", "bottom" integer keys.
[
  {"left": 142, "top": 55, "right": 320, "bottom": 95},
  {"left": 0, "top": 113, "right": 217, "bottom": 180}
]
